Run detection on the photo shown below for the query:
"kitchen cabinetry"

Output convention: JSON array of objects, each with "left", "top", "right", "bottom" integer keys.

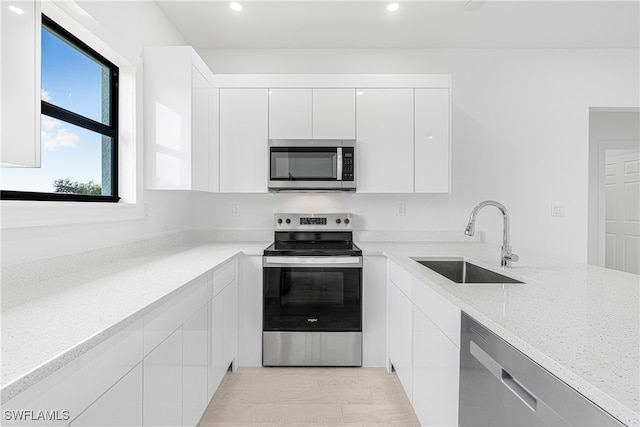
[
  {"left": 208, "top": 260, "right": 238, "bottom": 398},
  {"left": 412, "top": 276, "right": 460, "bottom": 426},
  {"left": 362, "top": 255, "right": 387, "bottom": 367},
  {"left": 219, "top": 88, "right": 268, "bottom": 192},
  {"left": 70, "top": 363, "right": 143, "bottom": 426},
  {"left": 414, "top": 88, "right": 450, "bottom": 193},
  {"left": 238, "top": 255, "right": 263, "bottom": 366},
  {"left": 144, "top": 46, "right": 218, "bottom": 191},
  {"left": 143, "top": 328, "right": 183, "bottom": 427},
  {"left": 387, "top": 260, "right": 461, "bottom": 426},
  {"left": 1, "top": 320, "right": 143, "bottom": 427},
  {"left": 387, "top": 262, "right": 414, "bottom": 402},
  {"left": 1, "top": 0, "right": 41, "bottom": 167},
  {"left": 268, "top": 88, "right": 356, "bottom": 140},
  {"left": 357, "top": 89, "right": 414, "bottom": 193},
  {"left": 182, "top": 304, "right": 209, "bottom": 427}
]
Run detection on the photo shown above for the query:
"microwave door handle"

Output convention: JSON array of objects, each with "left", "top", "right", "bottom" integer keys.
[{"left": 337, "top": 147, "right": 343, "bottom": 181}]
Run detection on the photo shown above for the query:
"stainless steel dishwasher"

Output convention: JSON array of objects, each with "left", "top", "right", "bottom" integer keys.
[{"left": 459, "top": 312, "right": 624, "bottom": 427}]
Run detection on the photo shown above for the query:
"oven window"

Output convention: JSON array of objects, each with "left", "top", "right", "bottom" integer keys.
[
  {"left": 263, "top": 266, "right": 362, "bottom": 332},
  {"left": 280, "top": 271, "right": 344, "bottom": 307},
  {"left": 271, "top": 149, "right": 337, "bottom": 180}
]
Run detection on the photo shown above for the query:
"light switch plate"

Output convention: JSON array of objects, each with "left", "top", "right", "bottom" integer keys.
[
  {"left": 232, "top": 204, "right": 240, "bottom": 217},
  {"left": 397, "top": 204, "right": 406, "bottom": 216}
]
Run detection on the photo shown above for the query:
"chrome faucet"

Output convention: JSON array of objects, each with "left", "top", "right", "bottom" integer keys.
[{"left": 464, "top": 200, "right": 519, "bottom": 268}]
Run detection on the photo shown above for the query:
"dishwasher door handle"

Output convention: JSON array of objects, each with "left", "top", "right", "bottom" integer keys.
[
  {"left": 470, "top": 340, "right": 538, "bottom": 412},
  {"left": 502, "top": 369, "right": 538, "bottom": 411}
]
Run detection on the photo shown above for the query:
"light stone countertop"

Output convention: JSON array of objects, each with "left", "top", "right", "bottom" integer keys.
[
  {"left": 0, "top": 241, "right": 269, "bottom": 404},
  {"left": 1, "top": 239, "right": 638, "bottom": 426},
  {"left": 358, "top": 241, "right": 639, "bottom": 427}
]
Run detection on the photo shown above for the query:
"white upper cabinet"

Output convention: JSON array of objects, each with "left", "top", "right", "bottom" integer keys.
[
  {"left": 144, "top": 46, "right": 217, "bottom": 191},
  {"left": 312, "top": 89, "right": 356, "bottom": 139},
  {"left": 356, "top": 89, "right": 414, "bottom": 193},
  {"left": 219, "top": 88, "right": 268, "bottom": 193},
  {"left": 415, "top": 88, "right": 450, "bottom": 193},
  {"left": 1, "top": 0, "right": 41, "bottom": 167},
  {"left": 268, "top": 88, "right": 356, "bottom": 140},
  {"left": 269, "top": 89, "right": 312, "bottom": 139}
]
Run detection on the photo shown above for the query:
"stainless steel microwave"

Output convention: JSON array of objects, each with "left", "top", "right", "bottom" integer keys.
[{"left": 268, "top": 140, "right": 356, "bottom": 191}]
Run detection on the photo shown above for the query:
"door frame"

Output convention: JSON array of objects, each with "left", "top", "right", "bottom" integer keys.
[{"left": 587, "top": 107, "right": 640, "bottom": 267}]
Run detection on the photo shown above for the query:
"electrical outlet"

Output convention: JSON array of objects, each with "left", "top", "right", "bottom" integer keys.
[
  {"left": 551, "top": 204, "right": 565, "bottom": 217},
  {"left": 397, "top": 204, "right": 406, "bottom": 216},
  {"left": 232, "top": 204, "right": 240, "bottom": 217}
]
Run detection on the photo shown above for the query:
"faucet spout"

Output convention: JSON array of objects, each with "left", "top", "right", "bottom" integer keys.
[{"left": 464, "top": 200, "right": 519, "bottom": 268}]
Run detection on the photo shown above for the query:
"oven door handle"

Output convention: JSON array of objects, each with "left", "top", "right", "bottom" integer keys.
[{"left": 263, "top": 256, "right": 363, "bottom": 268}]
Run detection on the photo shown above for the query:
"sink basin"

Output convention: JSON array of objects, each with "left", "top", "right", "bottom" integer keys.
[{"left": 411, "top": 258, "right": 524, "bottom": 284}]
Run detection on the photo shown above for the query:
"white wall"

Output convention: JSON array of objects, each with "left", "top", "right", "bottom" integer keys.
[
  {"left": 1, "top": 1, "right": 191, "bottom": 266},
  {"left": 196, "top": 48, "right": 639, "bottom": 263}
]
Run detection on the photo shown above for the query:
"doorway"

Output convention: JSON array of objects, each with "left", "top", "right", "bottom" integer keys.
[{"left": 588, "top": 109, "right": 640, "bottom": 274}]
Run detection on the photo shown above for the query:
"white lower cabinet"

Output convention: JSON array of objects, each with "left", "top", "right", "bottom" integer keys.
[
  {"left": 223, "top": 280, "right": 238, "bottom": 367},
  {"left": 71, "top": 363, "right": 143, "bottom": 427},
  {"left": 143, "top": 328, "right": 183, "bottom": 427},
  {"left": 412, "top": 307, "right": 460, "bottom": 427},
  {"left": 208, "top": 291, "right": 226, "bottom": 399},
  {"left": 182, "top": 304, "right": 209, "bottom": 427},
  {"left": 388, "top": 280, "right": 414, "bottom": 402},
  {"left": 388, "top": 260, "right": 462, "bottom": 426}
]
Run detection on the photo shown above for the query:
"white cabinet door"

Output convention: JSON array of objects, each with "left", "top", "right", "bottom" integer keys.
[
  {"left": 356, "top": 89, "right": 414, "bottom": 193},
  {"left": 238, "top": 255, "right": 263, "bottom": 366},
  {"left": 70, "top": 363, "right": 143, "bottom": 427},
  {"left": 219, "top": 88, "right": 268, "bottom": 192},
  {"left": 191, "top": 67, "right": 211, "bottom": 192},
  {"left": 223, "top": 280, "right": 238, "bottom": 368},
  {"left": 144, "top": 47, "right": 216, "bottom": 191},
  {"left": 362, "top": 255, "right": 387, "bottom": 367},
  {"left": 183, "top": 304, "right": 209, "bottom": 427},
  {"left": 413, "top": 307, "right": 459, "bottom": 427},
  {"left": 208, "top": 88, "right": 220, "bottom": 192},
  {"left": 415, "top": 88, "right": 450, "bottom": 193},
  {"left": 312, "top": 89, "right": 356, "bottom": 140},
  {"left": 143, "top": 328, "right": 182, "bottom": 427},
  {"left": 388, "top": 281, "right": 413, "bottom": 402},
  {"left": 208, "top": 291, "right": 226, "bottom": 399},
  {"left": 1, "top": 0, "right": 41, "bottom": 167},
  {"left": 269, "top": 88, "right": 312, "bottom": 139}
]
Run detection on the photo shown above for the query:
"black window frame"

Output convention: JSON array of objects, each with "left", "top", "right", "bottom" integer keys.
[{"left": 1, "top": 14, "right": 120, "bottom": 203}]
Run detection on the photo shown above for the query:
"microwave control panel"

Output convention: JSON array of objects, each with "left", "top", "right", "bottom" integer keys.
[{"left": 342, "top": 149, "right": 355, "bottom": 181}]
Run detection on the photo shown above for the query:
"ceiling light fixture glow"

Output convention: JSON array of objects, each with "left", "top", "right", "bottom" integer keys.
[
  {"left": 386, "top": 3, "right": 399, "bottom": 12},
  {"left": 229, "top": 2, "right": 242, "bottom": 11},
  {"left": 8, "top": 5, "right": 25, "bottom": 15}
]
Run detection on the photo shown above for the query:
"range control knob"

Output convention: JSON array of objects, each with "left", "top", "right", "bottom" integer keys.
[
  {"left": 285, "top": 218, "right": 291, "bottom": 224},
  {"left": 336, "top": 218, "right": 342, "bottom": 224},
  {"left": 344, "top": 218, "right": 350, "bottom": 225},
  {"left": 277, "top": 218, "right": 283, "bottom": 224}
]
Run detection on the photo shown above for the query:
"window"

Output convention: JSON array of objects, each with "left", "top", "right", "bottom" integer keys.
[{"left": 1, "top": 15, "right": 119, "bottom": 202}]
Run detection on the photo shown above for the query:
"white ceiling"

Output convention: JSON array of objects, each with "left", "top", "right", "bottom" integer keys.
[{"left": 155, "top": 0, "right": 640, "bottom": 49}]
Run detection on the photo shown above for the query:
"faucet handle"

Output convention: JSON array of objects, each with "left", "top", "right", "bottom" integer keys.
[{"left": 504, "top": 253, "right": 519, "bottom": 263}]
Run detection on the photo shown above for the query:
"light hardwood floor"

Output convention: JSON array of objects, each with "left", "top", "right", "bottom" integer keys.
[{"left": 197, "top": 367, "right": 421, "bottom": 426}]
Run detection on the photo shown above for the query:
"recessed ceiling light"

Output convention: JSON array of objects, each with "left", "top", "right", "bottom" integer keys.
[
  {"left": 8, "top": 5, "right": 25, "bottom": 15},
  {"left": 229, "top": 2, "right": 242, "bottom": 11},
  {"left": 356, "top": 91, "right": 364, "bottom": 96},
  {"left": 386, "top": 3, "right": 399, "bottom": 12}
]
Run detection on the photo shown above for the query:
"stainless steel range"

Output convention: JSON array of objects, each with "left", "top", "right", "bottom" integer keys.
[{"left": 262, "top": 213, "right": 362, "bottom": 367}]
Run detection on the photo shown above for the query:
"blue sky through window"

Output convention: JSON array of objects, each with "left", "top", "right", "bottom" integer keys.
[{"left": 1, "top": 22, "right": 108, "bottom": 193}]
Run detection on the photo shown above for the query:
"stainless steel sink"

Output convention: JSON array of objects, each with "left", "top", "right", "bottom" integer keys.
[{"left": 411, "top": 258, "right": 524, "bottom": 284}]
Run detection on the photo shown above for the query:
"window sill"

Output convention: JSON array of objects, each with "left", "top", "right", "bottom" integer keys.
[{"left": 0, "top": 199, "right": 144, "bottom": 230}]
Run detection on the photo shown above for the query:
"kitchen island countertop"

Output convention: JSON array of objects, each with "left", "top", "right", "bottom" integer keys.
[{"left": 358, "top": 241, "right": 639, "bottom": 427}]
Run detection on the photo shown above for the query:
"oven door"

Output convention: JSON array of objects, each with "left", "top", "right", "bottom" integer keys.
[{"left": 262, "top": 256, "right": 362, "bottom": 332}]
